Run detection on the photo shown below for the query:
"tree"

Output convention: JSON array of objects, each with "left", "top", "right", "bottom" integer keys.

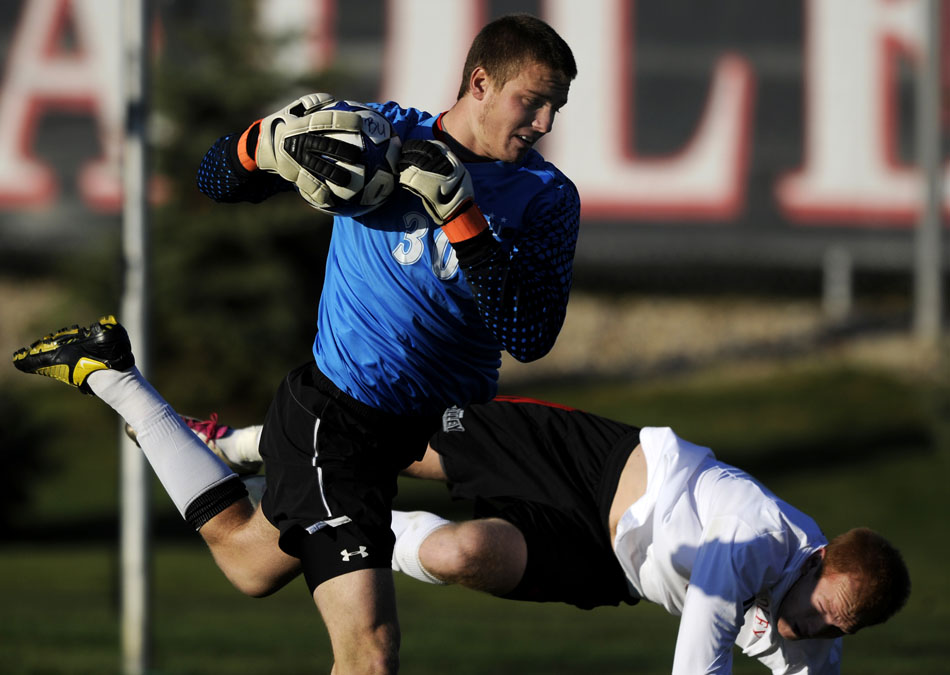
[{"left": 146, "top": 0, "right": 352, "bottom": 418}]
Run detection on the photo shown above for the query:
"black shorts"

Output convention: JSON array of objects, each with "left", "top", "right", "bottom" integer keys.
[
  {"left": 431, "top": 396, "right": 642, "bottom": 610},
  {"left": 260, "top": 362, "right": 440, "bottom": 591}
]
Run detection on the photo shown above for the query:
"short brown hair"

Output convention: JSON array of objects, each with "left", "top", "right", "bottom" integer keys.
[
  {"left": 457, "top": 14, "right": 577, "bottom": 100},
  {"left": 823, "top": 528, "right": 910, "bottom": 629}
]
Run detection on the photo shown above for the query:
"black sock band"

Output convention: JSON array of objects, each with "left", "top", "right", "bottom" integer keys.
[{"left": 184, "top": 476, "right": 248, "bottom": 531}]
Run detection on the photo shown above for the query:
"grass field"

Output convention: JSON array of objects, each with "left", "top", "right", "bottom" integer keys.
[{"left": 2, "top": 356, "right": 948, "bottom": 673}]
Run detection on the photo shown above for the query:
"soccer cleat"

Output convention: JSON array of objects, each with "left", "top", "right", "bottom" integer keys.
[
  {"left": 12, "top": 315, "right": 134, "bottom": 395},
  {"left": 125, "top": 413, "right": 263, "bottom": 475}
]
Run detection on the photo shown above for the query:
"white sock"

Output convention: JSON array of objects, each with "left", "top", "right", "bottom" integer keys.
[
  {"left": 87, "top": 367, "right": 235, "bottom": 517},
  {"left": 391, "top": 510, "right": 450, "bottom": 585},
  {"left": 214, "top": 425, "right": 263, "bottom": 468}
]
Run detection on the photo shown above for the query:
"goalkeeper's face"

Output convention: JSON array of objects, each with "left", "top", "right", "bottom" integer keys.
[{"left": 474, "top": 60, "right": 571, "bottom": 162}]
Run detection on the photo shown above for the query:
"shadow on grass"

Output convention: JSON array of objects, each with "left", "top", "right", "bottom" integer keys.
[{"left": 716, "top": 424, "right": 935, "bottom": 482}]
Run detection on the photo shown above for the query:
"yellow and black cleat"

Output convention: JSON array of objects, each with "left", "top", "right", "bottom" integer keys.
[{"left": 12, "top": 315, "right": 134, "bottom": 395}]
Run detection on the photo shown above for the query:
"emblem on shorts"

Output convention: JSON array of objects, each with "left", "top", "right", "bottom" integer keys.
[
  {"left": 442, "top": 406, "right": 465, "bottom": 432},
  {"left": 340, "top": 546, "right": 369, "bottom": 562},
  {"left": 304, "top": 515, "right": 352, "bottom": 535}
]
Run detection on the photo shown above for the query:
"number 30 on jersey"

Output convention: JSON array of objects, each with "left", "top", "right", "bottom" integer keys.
[{"left": 392, "top": 211, "right": 459, "bottom": 280}]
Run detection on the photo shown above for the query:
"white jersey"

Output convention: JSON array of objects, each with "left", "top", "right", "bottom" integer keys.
[{"left": 613, "top": 427, "right": 842, "bottom": 674}]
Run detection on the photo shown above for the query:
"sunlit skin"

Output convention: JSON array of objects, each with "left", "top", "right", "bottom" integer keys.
[
  {"left": 442, "top": 60, "right": 572, "bottom": 163},
  {"left": 775, "top": 548, "right": 863, "bottom": 640}
]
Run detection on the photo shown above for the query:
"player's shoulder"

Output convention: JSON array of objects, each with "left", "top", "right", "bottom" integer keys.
[
  {"left": 523, "top": 152, "right": 579, "bottom": 215},
  {"left": 365, "top": 101, "right": 435, "bottom": 137},
  {"left": 519, "top": 149, "right": 575, "bottom": 189},
  {"left": 500, "top": 150, "right": 579, "bottom": 223}
]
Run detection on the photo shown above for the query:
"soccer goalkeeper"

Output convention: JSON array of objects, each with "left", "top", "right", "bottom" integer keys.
[{"left": 190, "top": 12, "right": 578, "bottom": 674}]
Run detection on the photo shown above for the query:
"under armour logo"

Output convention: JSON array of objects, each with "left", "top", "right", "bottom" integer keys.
[{"left": 340, "top": 546, "right": 369, "bottom": 562}]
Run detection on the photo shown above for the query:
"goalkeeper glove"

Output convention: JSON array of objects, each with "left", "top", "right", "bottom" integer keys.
[
  {"left": 397, "top": 140, "right": 487, "bottom": 241},
  {"left": 242, "top": 93, "right": 367, "bottom": 211}
]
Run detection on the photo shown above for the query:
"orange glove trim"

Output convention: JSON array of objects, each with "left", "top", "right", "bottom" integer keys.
[
  {"left": 441, "top": 203, "right": 488, "bottom": 243},
  {"left": 237, "top": 120, "right": 262, "bottom": 172}
]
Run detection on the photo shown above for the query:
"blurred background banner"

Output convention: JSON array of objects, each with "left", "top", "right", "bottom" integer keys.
[
  {"left": 0, "top": 0, "right": 947, "bottom": 277},
  {"left": 1, "top": 3, "right": 947, "bottom": 673}
]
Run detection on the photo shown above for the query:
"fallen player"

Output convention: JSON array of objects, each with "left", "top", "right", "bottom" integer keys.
[{"left": 389, "top": 396, "right": 910, "bottom": 673}]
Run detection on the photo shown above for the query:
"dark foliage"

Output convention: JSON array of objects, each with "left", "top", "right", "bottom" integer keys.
[
  {"left": 140, "top": 1, "right": 354, "bottom": 418},
  {"left": 0, "top": 393, "right": 48, "bottom": 533}
]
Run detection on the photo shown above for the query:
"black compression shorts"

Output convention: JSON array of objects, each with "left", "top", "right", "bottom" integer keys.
[
  {"left": 260, "top": 362, "right": 440, "bottom": 591},
  {"left": 430, "top": 396, "right": 642, "bottom": 610}
]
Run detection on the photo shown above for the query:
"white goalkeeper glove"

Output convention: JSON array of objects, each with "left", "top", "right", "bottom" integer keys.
[
  {"left": 397, "top": 139, "right": 475, "bottom": 225},
  {"left": 253, "top": 93, "right": 366, "bottom": 210}
]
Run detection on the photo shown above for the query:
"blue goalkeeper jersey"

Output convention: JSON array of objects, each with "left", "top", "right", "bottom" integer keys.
[{"left": 197, "top": 101, "right": 579, "bottom": 416}]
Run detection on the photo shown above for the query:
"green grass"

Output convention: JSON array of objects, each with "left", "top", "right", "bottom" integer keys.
[{"left": 1, "top": 363, "right": 947, "bottom": 674}]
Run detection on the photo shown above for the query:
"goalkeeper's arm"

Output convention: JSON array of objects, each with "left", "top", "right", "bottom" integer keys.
[
  {"left": 397, "top": 139, "right": 579, "bottom": 362},
  {"left": 449, "top": 190, "right": 579, "bottom": 363},
  {"left": 195, "top": 132, "right": 293, "bottom": 204}
]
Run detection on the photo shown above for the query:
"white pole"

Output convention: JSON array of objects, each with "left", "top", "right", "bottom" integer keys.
[
  {"left": 823, "top": 245, "right": 853, "bottom": 323},
  {"left": 120, "top": 0, "right": 151, "bottom": 673},
  {"left": 914, "top": 0, "right": 944, "bottom": 342}
]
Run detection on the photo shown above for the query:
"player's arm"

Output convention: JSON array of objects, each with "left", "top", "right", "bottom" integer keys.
[
  {"left": 671, "top": 520, "right": 790, "bottom": 674},
  {"left": 398, "top": 139, "right": 579, "bottom": 362},
  {"left": 196, "top": 132, "right": 293, "bottom": 204},
  {"left": 461, "top": 183, "right": 578, "bottom": 362},
  {"left": 673, "top": 579, "right": 745, "bottom": 674}
]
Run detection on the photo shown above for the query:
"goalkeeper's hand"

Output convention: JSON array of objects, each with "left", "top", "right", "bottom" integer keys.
[
  {"left": 248, "top": 93, "right": 366, "bottom": 211},
  {"left": 397, "top": 139, "right": 476, "bottom": 225}
]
